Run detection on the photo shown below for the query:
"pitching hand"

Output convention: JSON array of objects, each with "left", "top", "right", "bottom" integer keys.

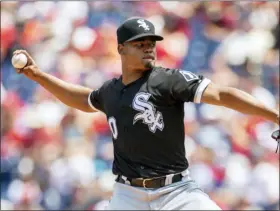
[{"left": 13, "top": 50, "right": 41, "bottom": 81}]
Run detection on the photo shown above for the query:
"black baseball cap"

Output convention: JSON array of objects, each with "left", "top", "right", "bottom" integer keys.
[{"left": 117, "top": 18, "right": 164, "bottom": 44}]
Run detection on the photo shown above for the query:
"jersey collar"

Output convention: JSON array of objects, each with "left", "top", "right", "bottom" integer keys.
[{"left": 117, "top": 68, "right": 153, "bottom": 89}]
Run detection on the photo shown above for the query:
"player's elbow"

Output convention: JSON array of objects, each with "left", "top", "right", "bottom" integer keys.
[
  {"left": 201, "top": 82, "right": 238, "bottom": 107},
  {"left": 217, "top": 87, "right": 237, "bottom": 106},
  {"left": 201, "top": 82, "right": 225, "bottom": 106}
]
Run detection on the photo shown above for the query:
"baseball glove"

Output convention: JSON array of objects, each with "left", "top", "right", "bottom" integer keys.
[{"left": 271, "top": 129, "right": 280, "bottom": 153}]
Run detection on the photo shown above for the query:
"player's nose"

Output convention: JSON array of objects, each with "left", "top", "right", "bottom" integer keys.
[{"left": 143, "top": 46, "right": 153, "bottom": 54}]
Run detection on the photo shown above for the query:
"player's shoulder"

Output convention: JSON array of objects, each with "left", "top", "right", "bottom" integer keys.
[
  {"left": 152, "top": 66, "right": 192, "bottom": 77},
  {"left": 151, "top": 66, "right": 189, "bottom": 81},
  {"left": 101, "top": 77, "right": 119, "bottom": 88},
  {"left": 149, "top": 66, "right": 201, "bottom": 89},
  {"left": 98, "top": 77, "right": 119, "bottom": 93},
  {"left": 146, "top": 67, "right": 178, "bottom": 90},
  {"left": 153, "top": 66, "right": 178, "bottom": 75}
]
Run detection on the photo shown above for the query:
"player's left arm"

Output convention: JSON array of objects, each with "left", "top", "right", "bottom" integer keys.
[{"left": 201, "top": 82, "right": 279, "bottom": 124}]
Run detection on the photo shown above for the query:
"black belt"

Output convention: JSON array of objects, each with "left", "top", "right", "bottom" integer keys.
[{"left": 116, "top": 173, "right": 183, "bottom": 189}]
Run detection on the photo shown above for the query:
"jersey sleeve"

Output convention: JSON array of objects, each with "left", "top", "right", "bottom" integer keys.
[
  {"left": 169, "top": 70, "right": 211, "bottom": 103},
  {"left": 88, "top": 79, "right": 114, "bottom": 112},
  {"left": 88, "top": 87, "right": 104, "bottom": 112},
  {"left": 88, "top": 79, "right": 115, "bottom": 112}
]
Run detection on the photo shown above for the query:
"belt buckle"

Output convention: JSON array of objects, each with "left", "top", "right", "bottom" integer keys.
[{"left": 143, "top": 178, "right": 153, "bottom": 188}]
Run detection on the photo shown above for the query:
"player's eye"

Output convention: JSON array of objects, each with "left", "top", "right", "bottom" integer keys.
[
  {"left": 150, "top": 42, "right": 156, "bottom": 47},
  {"left": 134, "top": 42, "right": 155, "bottom": 49},
  {"left": 135, "top": 43, "right": 144, "bottom": 48}
]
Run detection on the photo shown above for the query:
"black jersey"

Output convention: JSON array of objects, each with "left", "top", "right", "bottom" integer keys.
[{"left": 88, "top": 66, "right": 211, "bottom": 178}]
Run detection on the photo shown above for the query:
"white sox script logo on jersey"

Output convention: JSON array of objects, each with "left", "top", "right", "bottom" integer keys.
[
  {"left": 137, "top": 19, "right": 150, "bottom": 31},
  {"left": 132, "top": 92, "right": 164, "bottom": 133}
]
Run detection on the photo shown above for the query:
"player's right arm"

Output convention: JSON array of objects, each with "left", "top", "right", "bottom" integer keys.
[{"left": 12, "top": 50, "right": 98, "bottom": 113}]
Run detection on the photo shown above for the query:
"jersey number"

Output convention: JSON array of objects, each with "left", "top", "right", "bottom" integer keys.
[
  {"left": 108, "top": 117, "right": 118, "bottom": 139},
  {"left": 179, "top": 70, "right": 199, "bottom": 82}
]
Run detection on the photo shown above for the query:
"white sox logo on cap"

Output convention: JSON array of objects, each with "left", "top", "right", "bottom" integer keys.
[
  {"left": 116, "top": 18, "right": 163, "bottom": 43},
  {"left": 137, "top": 19, "right": 150, "bottom": 31}
]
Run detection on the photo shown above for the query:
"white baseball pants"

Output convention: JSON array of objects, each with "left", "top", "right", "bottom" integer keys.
[{"left": 106, "top": 173, "right": 222, "bottom": 210}]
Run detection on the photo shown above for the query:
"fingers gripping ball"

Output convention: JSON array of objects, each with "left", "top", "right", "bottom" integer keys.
[{"left": 11, "top": 53, "right": 28, "bottom": 69}]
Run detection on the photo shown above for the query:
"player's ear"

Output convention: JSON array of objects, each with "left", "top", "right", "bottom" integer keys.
[{"left": 118, "top": 44, "right": 125, "bottom": 55}]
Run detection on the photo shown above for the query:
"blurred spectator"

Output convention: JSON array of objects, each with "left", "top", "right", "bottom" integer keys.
[{"left": 1, "top": 2, "right": 279, "bottom": 210}]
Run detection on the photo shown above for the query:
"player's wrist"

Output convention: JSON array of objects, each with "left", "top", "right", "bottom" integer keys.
[{"left": 31, "top": 68, "right": 45, "bottom": 81}]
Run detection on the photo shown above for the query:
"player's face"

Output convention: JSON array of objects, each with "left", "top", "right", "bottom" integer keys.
[{"left": 120, "top": 37, "right": 157, "bottom": 70}]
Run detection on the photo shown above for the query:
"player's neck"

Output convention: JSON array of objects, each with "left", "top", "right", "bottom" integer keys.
[
  {"left": 121, "top": 71, "right": 143, "bottom": 85},
  {"left": 121, "top": 67, "right": 150, "bottom": 86}
]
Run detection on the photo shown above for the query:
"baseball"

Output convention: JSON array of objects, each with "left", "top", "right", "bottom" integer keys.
[{"left": 11, "top": 53, "right": 28, "bottom": 69}]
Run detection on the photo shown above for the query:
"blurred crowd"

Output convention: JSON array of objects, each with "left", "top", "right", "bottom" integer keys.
[{"left": 1, "top": 1, "right": 279, "bottom": 210}]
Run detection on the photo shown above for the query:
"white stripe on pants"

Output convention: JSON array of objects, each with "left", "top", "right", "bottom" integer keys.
[{"left": 106, "top": 175, "right": 222, "bottom": 210}]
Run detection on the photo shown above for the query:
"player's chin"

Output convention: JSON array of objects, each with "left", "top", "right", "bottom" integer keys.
[{"left": 143, "top": 60, "right": 155, "bottom": 69}]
